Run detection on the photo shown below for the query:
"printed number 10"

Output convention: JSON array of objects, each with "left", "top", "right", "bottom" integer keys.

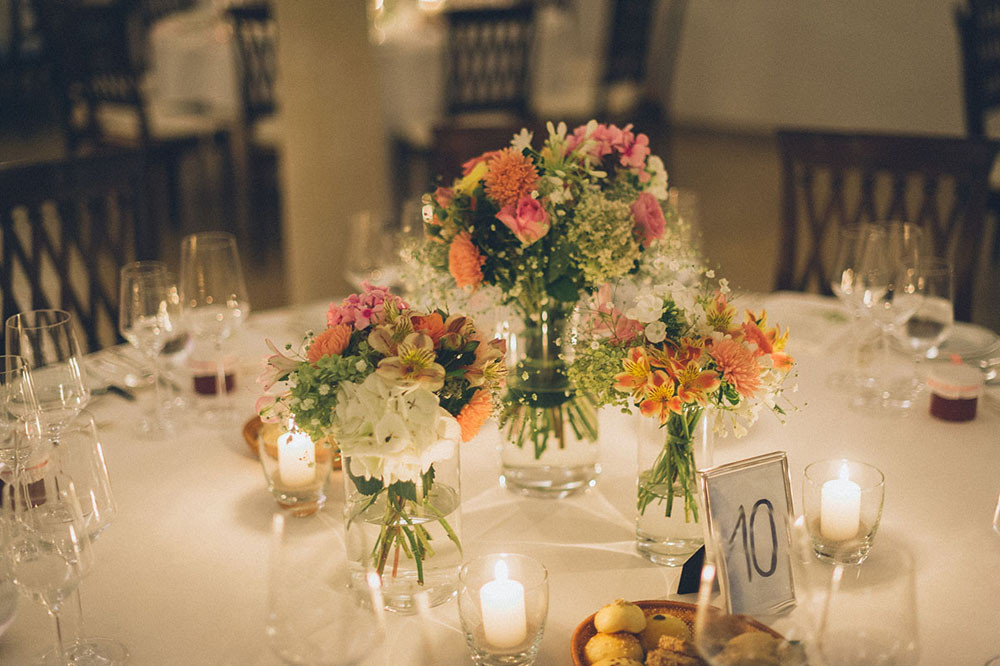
[{"left": 728, "top": 499, "right": 778, "bottom": 581}]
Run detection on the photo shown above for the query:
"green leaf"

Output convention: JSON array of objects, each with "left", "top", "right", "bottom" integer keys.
[
  {"left": 545, "top": 241, "right": 572, "bottom": 284},
  {"left": 348, "top": 467, "right": 384, "bottom": 496},
  {"left": 547, "top": 276, "right": 580, "bottom": 303}
]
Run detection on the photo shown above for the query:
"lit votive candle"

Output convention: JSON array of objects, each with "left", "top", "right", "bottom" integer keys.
[
  {"left": 479, "top": 560, "right": 527, "bottom": 649},
  {"left": 277, "top": 426, "right": 315, "bottom": 488},
  {"left": 820, "top": 464, "right": 861, "bottom": 541}
]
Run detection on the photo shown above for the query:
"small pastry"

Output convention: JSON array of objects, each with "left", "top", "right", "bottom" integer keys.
[
  {"left": 590, "top": 658, "right": 644, "bottom": 666},
  {"left": 594, "top": 599, "right": 647, "bottom": 634},
  {"left": 714, "top": 631, "right": 782, "bottom": 666},
  {"left": 644, "top": 635, "right": 706, "bottom": 666},
  {"left": 640, "top": 613, "right": 691, "bottom": 650},
  {"left": 584, "top": 632, "right": 644, "bottom": 664}
]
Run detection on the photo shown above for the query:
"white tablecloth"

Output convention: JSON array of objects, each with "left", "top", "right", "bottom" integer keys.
[{"left": 1, "top": 293, "right": 998, "bottom": 664}]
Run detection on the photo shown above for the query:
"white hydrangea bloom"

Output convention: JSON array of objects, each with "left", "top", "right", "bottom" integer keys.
[
  {"left": 626, "top": 293, "right": 664, "bottom": 323},
  {"left": 646, "top": 155, "right": 669, "bottom": 200},
  {"left": 645, "top": 321, "right": 667, "bottom": 344}
]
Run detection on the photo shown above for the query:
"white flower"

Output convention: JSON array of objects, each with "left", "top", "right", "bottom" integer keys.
[
  {"left": 719, "top": 278, "right": 731, "bottom": 294},
  {"left": 645, "top": 321, "right": 667, "bottom": 344},
  {"left": 318, "top": 384, "right": 330, "bottom": 396},
  {"left": 706, "top": 269, "right": 715, "bottom": 279},
  {"left": 334, "top": 374, "right": 460, "bottom": 486},
  {"left": 645, "top": 155, "right": 668, "bottom": 200},
  {"left": 511, "top": 128, "right": 533, "bottom": 153},
  {"left": 355, "top": 360, "right": 367, "bottom": 372},
  {"left": 421, "top": 204, "right": 434, "bottom": 224},
  {"left": 626, "top": 293, "right": 663, "bottom": 323}
]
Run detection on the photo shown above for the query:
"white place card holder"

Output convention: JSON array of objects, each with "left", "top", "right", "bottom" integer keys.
[{"left": 698, "top": 451, "right": 796, "bottom": 616}]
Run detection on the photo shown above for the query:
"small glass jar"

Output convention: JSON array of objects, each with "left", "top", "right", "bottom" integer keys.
[{"left": 927, "top": 363, "right": 983, "bottom": 422}]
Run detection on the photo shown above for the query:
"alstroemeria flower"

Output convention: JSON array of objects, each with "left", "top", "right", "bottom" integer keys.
[
  {"left": 639, "top": 370, "right": 684, "bottom": 424},
  {"left": 376, "top": 332, "right": 446, "bottom": 391},
  {"left": 257, "top": 338, "right": 299, "bottom": 391},
  {"left": 496, "top": 196, "right": 550, "bottom": 245},
  {"left": 704, "top": 291, "right": 737, "bottom": 334},
  {"left": 675, "top": 361, "right": 720, "bottom": 405},
  {"left": 463, "top": 334, "right": 506, "bottom": 387},
  {"left": 614, "top": 347, "right": 654, "bottom": 400}
]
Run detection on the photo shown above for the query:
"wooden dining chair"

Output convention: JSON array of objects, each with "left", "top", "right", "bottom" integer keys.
[
  {"left": 776, "top": 129, "right": 998, "bottom": 322},
  {"left": 0, "top": 150, "right": 148, "bottom": 352},
  {"left": 226, "top": 2, "right": 281, "bottom": 255},
  {"left": 394, "top": 3, "right": 536, "bottom": 209},
  {"left": 43, "top": 0, "right": 230, "bottom": 243}
]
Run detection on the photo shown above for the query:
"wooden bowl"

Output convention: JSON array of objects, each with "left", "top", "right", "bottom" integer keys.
[
  {"left": 570, "top": 599, "right": 781, "bottom": 666},
  {"left": 242, "top": 416, "right": 341, "bottom": 469}
]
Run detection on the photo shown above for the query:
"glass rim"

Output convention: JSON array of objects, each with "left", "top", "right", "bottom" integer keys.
[
  {"left": 458, "top": 552, "right": 549, "bottom": 585},
  {"left": 120, "top": 260, "right": 169, "bottom": 276},
  {"left": 181, "top": 231, "right": 238, "bottom": 250},
  {"left": 0, "top": 354, "right": 29, "bottom": 374},
  {"left": 803, "top": 458, "right": 885, "bottom": 488},
  {"left": 5, "top": 308, "right": 72, "bottom": 331}
]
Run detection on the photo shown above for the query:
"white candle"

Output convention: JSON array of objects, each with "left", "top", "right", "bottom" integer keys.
[
  {"left": 821, "top": 464, "right": 861, "bottom": 541},
  {"left": 479, "top": 560, "right": 527, "bottom": 649},
  {"left": 277, "top": 426, "right": 315, "bottom": 488}
]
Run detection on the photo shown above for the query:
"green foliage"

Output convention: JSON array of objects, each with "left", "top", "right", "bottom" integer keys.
[{"left": 566, "top": 343, "right": 631, "bottom": 409}]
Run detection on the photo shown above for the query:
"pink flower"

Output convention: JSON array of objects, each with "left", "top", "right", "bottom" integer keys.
[
  {"left": 618, "top": 130, "right": 650, "bottom": 170},
  {"left": 433, "top": 186, "right": 454, "bottom": 208},
  {"left": 326, "top": 282, "right": 408, "bottom": 331},
  {"left": 631, "top": 192, "right": 666, "bottom": 247},
  {"left": 710, "top": 338, "right": 762, "bottom": 399},
  {"left": 496, "top": 196, "right": 550, "bottom": 245},
  {"left": 257, "top": 338, "right": 299, "bottom": 391}
]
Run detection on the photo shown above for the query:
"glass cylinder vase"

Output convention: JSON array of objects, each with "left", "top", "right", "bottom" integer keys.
[
  {"left": 342, "top": 446, "right": 463, "bottom": 614},
  {"left": 499, "top": 307, "right": 599, "bottom": 498},
  {"left": 635, "top": 405, "right": 713, "bottom": 566}
]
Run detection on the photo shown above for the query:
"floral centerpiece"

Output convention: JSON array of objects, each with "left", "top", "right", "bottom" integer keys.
[
  {"left": 418, "top": 120, "right": 680, "bottom": 495},
  {"left": 257, "top": 283, "right": 506, "bottom": 607},
  {"left": 570, "top": 276, "right": 795, "bottom": 563}
]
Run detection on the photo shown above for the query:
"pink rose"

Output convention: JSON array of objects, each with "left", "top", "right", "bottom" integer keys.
[
  {"left": 631, "top": 192, "right": 666, "bottom": 247},
  {"left": 496, "top": 196, "right": 550, "bottom": 245}
]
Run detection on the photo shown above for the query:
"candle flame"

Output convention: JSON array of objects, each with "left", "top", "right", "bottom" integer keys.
[
  {"left": 494, "top": 559, "right": 509, "bottom": 582},
  {"left": 838, "top": 462, "right": 851, "bottom": 482}
]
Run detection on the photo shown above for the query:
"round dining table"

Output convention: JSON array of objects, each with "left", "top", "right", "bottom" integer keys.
[{"left": 1, "top": 292, "right": 997, "bottom": 665}]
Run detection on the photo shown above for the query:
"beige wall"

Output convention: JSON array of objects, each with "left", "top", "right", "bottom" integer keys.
[
  {"left": 275, "top": 1, "right": 388, "bottom": 304},
  {"left": 662, "top": 0, "right": 964, "bottom": 135}
]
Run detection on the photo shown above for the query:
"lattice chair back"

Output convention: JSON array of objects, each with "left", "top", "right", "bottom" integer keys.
[
  {"left": 228, "top": 3, "right": 278, "bottom": 127},
  {"left": 443, "top": 4, "right": 535, "bottom": 118},
  {"left": 776, "top": 130, "right": 998, "bottom": 322},
  {"left": 0, "top": 151, "right": 148, "bottom": 352}
]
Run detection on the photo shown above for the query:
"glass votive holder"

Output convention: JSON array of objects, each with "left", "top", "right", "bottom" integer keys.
[
  {"left": 803, "top": 459, "right": 885, "bottom": 565},
  {"left": 258, "top": 420, "right": 334, "bottom": 517},
  {"left": 458, "top": 553, "right": 549, "bottom": 666}
]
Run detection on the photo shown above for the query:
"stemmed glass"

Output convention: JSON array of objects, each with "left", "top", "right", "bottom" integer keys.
[
  {"left": 179, "top": 232, "right": 250, "bottom": 424},
  {"left": 5, "top": 310, "right": 90, "bottom": 433},
  {"left": 850, "top": 223, "right": 924, "bottom": 409},
  {"left": 2, "top": 422, "right": 94, "bottom": 666},
  {"left": 1, "top": 355, "right": 39, "bottom": 475},
  {"left": 119, "top": 260, "right": 182, "bottom": 437},
  {"left": 266, "top": 511, "right": 385, "bottom": 665},
  {"left": 900, "top": 257, "right": 954, "bottom": 363},
  {"left": 817, "top": 544, "right": 919, "bottom": 665},
  {"left": 829, "top": 226, "right": 879, "bottom": 391}
]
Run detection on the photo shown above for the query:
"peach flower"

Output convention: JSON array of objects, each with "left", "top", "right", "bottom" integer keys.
[
  {"left": 448, "top": 232, "right": 485, "bottom": 290},
  {"left": 484, "top": 148, "right": 539, "bottom": 208},
  {"left": 496, "top": 196, "right": 550, "bottom": 246},
  {"left": 710, "top": 338, "right": 762, "bottom": 398},
  {"left": 307, "top": 324, "right": 352, "bottom": 363},
  {"left": 456, "top": 389, "right": 492, "bottom": 442}
]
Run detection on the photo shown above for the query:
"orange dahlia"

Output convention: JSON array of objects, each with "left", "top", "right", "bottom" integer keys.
[
  {"left": 307, "top": 324, "right": 352, "bottom": 363},
  {"left": 484, "top": 148, "right": 539, "bottom": 208},
  {"left": 456, "top": 389, "right": 492, "bottom": 442},
  {"left": 710, "top": 338, "right": 762, "bottom": 398},
  {"left": 448, "top": 231, "right": 485, "bottom": 289}
]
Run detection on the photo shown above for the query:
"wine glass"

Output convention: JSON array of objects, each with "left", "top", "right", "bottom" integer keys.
[
  {"left": 2, "top": 425, "right": 94, "bottom": 666},
  {"left": 817, "top": 543, "right": 919, "bottom": 665},
  {"left": 693, "top": 516, "right": 826, "bottom": 665},
  {"left": 1, "top": 355, "right": 39, "bottom": 476},
  {"left": 900, "top": 257, "right": 954, "bottom": 359},
  {"left": 42, "top": 411, "right": 128, "bottom": 664},
  {"left": 5, "top": 310, "right": 90, "bottom": 433},
  {"left": 119, "top": 260, "right": 181, "bottom": 437},
  {"left": 829, "top": 226, "right": 881, "bottom": 392},
  {"left": 179, "top": 232, "right": 250, "bottom": 424},
  {"left": 266, "top": 511, "right": 385, "bottom": 665},
  {"left": 345, "top": 210, "right": 400, "bottom": 290},
  {"left": 852, "top": 223, "right": 924, "bottom": 409}
]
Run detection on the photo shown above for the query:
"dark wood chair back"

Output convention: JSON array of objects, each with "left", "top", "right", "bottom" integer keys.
[
  {"left": 227, "top": 3, "right": 278, "bottom": 128},
  {"left": 956, "top": 0, "right": 1000, "bottom": 136},
  {"left": 0, "top": 150, "right": 149, "bottom": 351},
  {"left": 443, "top": 4, "right": 535, "bottom": 118},
  {"left": 601, "top": 0, "right": 656, "bottom": 91},
  {"left": 776, "top": 129, "right": 998, "bottom": 322}
]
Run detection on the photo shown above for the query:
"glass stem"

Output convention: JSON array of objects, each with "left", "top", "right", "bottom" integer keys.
[
  {"left": 50, "top": 605, "right": 70, "bottom": 666},
  {"left": 150, "top": 350, "right": 164, "bottom": 424},
  {"left": 214, "top": 339, "right": 229, "bottom": 411}
]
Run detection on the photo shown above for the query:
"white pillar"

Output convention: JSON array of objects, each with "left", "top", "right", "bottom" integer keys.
[{"left": 274, "top": 1, "right": 388, "bottom": 303}]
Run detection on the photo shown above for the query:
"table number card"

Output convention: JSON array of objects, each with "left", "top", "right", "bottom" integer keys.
[{"left": 699, "top": 451, "right": 796, "bottom": 615}]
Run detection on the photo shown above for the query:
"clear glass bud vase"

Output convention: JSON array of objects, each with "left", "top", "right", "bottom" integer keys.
[
  {"left": 635, "top": 405, "right": 713, "bottom": 566},
  {"left": 342, "top": 445, "right": 462, "bottom": 614},
  {"left": 499, "top": 307, "right": 599, "bottom": 498}
]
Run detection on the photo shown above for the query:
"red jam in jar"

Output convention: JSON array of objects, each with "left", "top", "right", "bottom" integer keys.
[{"left": 927, "top": 363, "right": 984, "bottom": 422}]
